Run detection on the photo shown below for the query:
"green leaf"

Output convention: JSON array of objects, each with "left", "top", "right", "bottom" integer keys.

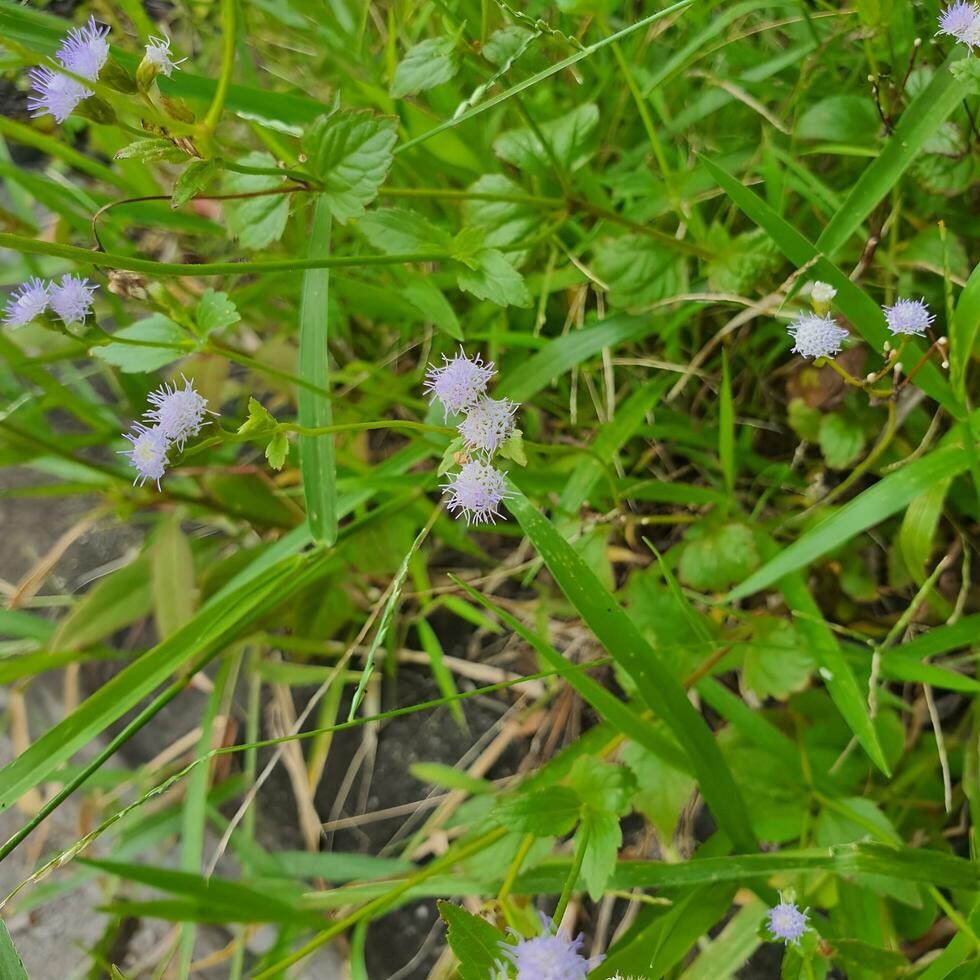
[
  {"left": 578, "top": 809, "right": 621, "bottom": 900},
  {"left": 115, "top": 137, "right": 190, "bottom": 163},
  {"left": 172, "top": 158, "right": 221, "bottom": 208},
  {"left": 950, "top": 261, "right": 980, "bottom": 404},
  {"left": 593, "top": 234, "right": 687, "bottom": 309},
  {"left": 497, "top": 428, "right": 526, "bottom": 466},
  {"left": 567, "top": 756, "right": 636, "bottom": 816},
  {"left": 482, "top": 26, "right": 533, "bottom": 66},
  {"left": 358, "top": 208, "right": 451, "bottom": 253},
  {"left": 898, "top": 478, "right": 950, "bottom": 580},
  {"left": 438, "top": 902, "right": 506, "bottom": 980},
  {"left": 493, "top": 102, "right": 599, "bottom": 174},
  {"left": 0, "top": 919, "right": 28, "bottom": 980},
  {"left": 742, "top": 617, "right": 815, "bottom": 700},
  {"left": 151, "top": 514, "right": 195, "bottom": 639},
  {"left": 195, "top": 288, "right": 240, "bottom": 335},
  {"left": 238, "top": 397, "right": 278, "bottom": 436},
  {"left": 622, "top": 741, "right": 695, "bottom": 839},
  {"left": 265, "top": 430, "right": 289, "bottom": 470},
  {"left": 297, "top": 196, "right": 337, "bottom": 545},
  {"left": 679, "top": 522, "right": 759, "bottom": 593},
  {"left": 400, "top": 275, "right": 463, "bottom": 340},
  {"left": 831, "top": 939, "right": 907, "bottom": 979},
  {"left": 221, "top": 151, "right": 291, "bottom": 250},
  {"left": 462, "top": 175, "right": 538, "bottom": 248},
  {"left": 390, "top": 37, "right": 458, "bottom": 98},
  {"left": 728, "top": 444, "right": 972, "bottom": 600},
  {"left": 505, "top": 491, "right": 757, "bottom": 852},
  {"left": 819, "top": 412, "right": 865, "bottom": 469},
  {"left": 302, "top": 109, "right": 398, "bottom": 223},
  {"left": 797, "top": 95, "right": 879, "bottom": 145},
  {"left": 91, "top": 315, "right": 188, "bottom": 374},
  {"left": 494, "top": 786, "right": 581, "bottom": 836},
  {"left": 456, "top": 248, "right": 531, "bottom": 307}
]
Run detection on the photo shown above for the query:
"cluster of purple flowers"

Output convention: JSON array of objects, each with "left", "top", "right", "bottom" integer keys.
[
  {"left": 2, "top": 274, "right": 97, "bottom": 328},
  {"left": 767, "top": 899, "right": 811, "bottom": 945},
  {"left": 787, "top": 284, "right": 937, "bottom": 362},
  {"left": 495, "top": 913, "right": 602, "bottom": 980},
  {"left": 425, "top": 349, "right": 519, "bottom": 525},
  {"left": 121, "top": 377, "right": 210, "bottom": 488},
  {"left": 938, "top": 1, "right": 980, "bottom": 50},
  {"left": 28, "top": 16, "right": 111, "bottom": 123}
]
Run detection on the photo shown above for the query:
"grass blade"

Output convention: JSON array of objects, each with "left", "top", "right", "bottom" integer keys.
[
  {"left": 0, "top": 920, "right": 28, "bottom": 980},
  {"left": 298, "top": 196, "right": 337, "bottom": 545}
]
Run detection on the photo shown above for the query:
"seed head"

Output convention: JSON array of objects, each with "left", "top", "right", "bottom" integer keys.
[
  {"left": 457, "top": 396, "right": 518, "bottom": 455},
  {"left": 143, "top": 35, "right": 186, "bottom": 77},
  {"left": 787, "top": 313, "right": 849, "bottom": 359},
  {"left": 144, "top": 376, "right": 210, "bottom": 450},
  {"left": 883, "top": 297, "right": 934, "bottom": 337},
  {"left": 443, "top": 460, "right": 510, "bottom": 525},
  {"left": 3, "top": 278, "right": 50, "bottom": 327},
  {"left": 495, "top": 914, "right": 602, "bottom": 980},
  {"left": 766, "top": 901, "right": 810, "bottom": 946},
  {"left": 121, "top": 423, "right": 169, "bottom": 488},
  {"left": 48, "top": 274, "right": 97, "bottom": 325},
  {"left": 424, "top": 348, "right": 494, "bottom": 419}
]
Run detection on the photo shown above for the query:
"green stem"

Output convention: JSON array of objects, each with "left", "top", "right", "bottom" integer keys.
[
  {"left": 202, "top": 0, "right": 238, "bottom": 136},
  {"left": 553, "top": 821, "right": 590, "bottom": 924}
]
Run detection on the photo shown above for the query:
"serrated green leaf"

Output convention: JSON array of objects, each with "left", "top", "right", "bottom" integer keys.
[
  {"left": 482, "top": 26, "right": 534, "bottom": 65},
  {"left": 567, "top": 756, "right": 636, "bottom": 816},
  {"left": 195, "top": 288, "right": 240, "bottom": 335},
  {"left": 221, "top": 151, "right": 290, "bottom": 250},
  {"left": 578, "top": 809, "right": 621, "bottom": 901},
  {"left": 238, "top": 397, "right": 278, "bottom": 436},
  {"left": 462, "top": 175, "right": 538, "bottom": 248},
  {"left": 493, "top": 102, "right": 599, "bottom": 174},
  {"left": 390, "top": 37, "right": 458, "bottom": 98},
  {"left": 456, "top": 248, "right": 531, "bottom": 307},
  {"left": 115, "top": 137, "right": 190, "bottom": 163},
  {"left": 497, "top": 428, "right": 526, "bottom": 466},
  {"left": 172, "top": 158, "right": 221, "bottom": 208},
  {"left": 400, "top": 275, "right": 463, "bottom": 340},
  {"left": 91, "top": 315, "right": 188, "bottom": 374},
  {"left": 358, "top": 208, "right": 451, "bottom": 253},
  {"left": 265, "top": 430, "right": 289, "bottom": 470},
  {"left": 495, "top": 785, "right": 581, "bottom": 835},
  {"left": 593, "top": 235, "right": 688, "bottom": 309},
  {"left": 438, "top": 902, "right": 505, "bottom": 980},
  {"left": 742, "top": 617, "right": 815, "bottom": 700},
  {"left": 302, "top": 109, "right": 398, "bottom": 223}
]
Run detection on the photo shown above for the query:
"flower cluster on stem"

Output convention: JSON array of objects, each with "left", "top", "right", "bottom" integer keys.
[
  {"left": 938, "top": 2, "right": 980, "bottom": 50},
  {"left": 28, "top": 16, "right": 110, "bottom": 123},
  {"left": 2, "top": 274, "right": 97, "bottom": 328}
]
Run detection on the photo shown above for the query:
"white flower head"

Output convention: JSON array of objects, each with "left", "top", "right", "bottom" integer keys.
[
  {"left": 883, "top": 298, "right": 934, "bottom": 337},
  {"left": 961, "top": 16, "right": 980, "bottom": 48},
  {"left": 457, "top": 396, "right": 517, "bottom": 456},
  {"left": 937, "top": 1, "right": 980, "bottom": 43},
  {"left": 27, "top": 16, "right": 109, "bottom": 122},
  {"left": 809, "top": 281, "right": 837, "bottom": 305},
  {"left": 494, "top": 913, "right": 602, "bottom": 980},
  {"left": 144, "top": 35, "right": 186, "bottom": 77},
  {"left": 121, "top": 423, "right": 169, "bottom": 488},
  {"left": 27, "top": 67, "right": 92, "bottom": 123},
  {"left": 144, "top": 376, "right": 210, "bottom": 450},
  {"left": 48, "top": 274, "right": 98, "bottom": 325},
  {"left": 766, "top": 901, "right": 810, "bottom": 946},
  {"left": 787, "top": 313, "right": 849, "bottom": 359},
  {"left": 3, "top": 278, "right": 50, "bottom": 327},
  {"left": 443, "top": 460, "right": 511, "bottom": 525},
  {"left": 424, "top": 348, "right": 495, "bottom": 419}
]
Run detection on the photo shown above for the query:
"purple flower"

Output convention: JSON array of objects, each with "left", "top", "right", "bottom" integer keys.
[
  {"left": 787, "top": 313, "right": 849, "bottom": 359},
  {"left": 883, "top": 298, "right": 935, "bottom": 337},
  {"left": 457, "top": 396, "right": 518, "bottom": 455},
  {"left": 766, "top": 901, "right": 810, "bottom": 946},
  {"left": 938, "top": 1, "right": 980, "bottom": 42},
  {"left": 443, "top": 460, "right": 510, "bottom": 525},
  {"left": 120, "top": 423, "right": 169, "bottom": 488},
  {"left": 144, "top": 376, "right": 210, "bottom": 450},
  {"left": 495, "top": 914, "right": 603, "bottom": 979},
  {"left": 424, "top": 348, "right": 495, "bottom": 419},
  {"left": 143, "top": 35, "right": 185, "bottom": 77},
  {"left": 48, "top": 274, "right": 97, "bottom": 325},
  {"left": 28, "top": 16, "right": 110, "bottom": 123},
  {"left": 3, "top": 278, "right": 50, "bottom": 327}
]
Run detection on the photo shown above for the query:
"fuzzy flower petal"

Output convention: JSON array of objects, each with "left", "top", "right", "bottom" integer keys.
[
  {"left": 144, "top": 376, "right": 210, "bottom": 450},
  {"left": 809, "top": 281, "right": 837, "bottom": 305},
  {"left": 767, "top": 902, "right": 810, "bottom": 946},
  {"left": 144, "top": 35, "right": 186, "bottom": 77},
  {"left": 787, "top": 313, "right": 849, "bottom": 359},
  {"left": 48, "top": 274, "right": 98, "bottom": 325},
  {"left": 937, "top": 1, "right": 980, "bottom": 40},
  {"left": 27, "top": 66, "right": 92, "bottom": 123},
  {"left": 457, "top": 396, "right": 518, "bottom": 456},
  {"left": 883, "top": 298, "right": 935, "bottom": 337},
  {"left": 443, "top": 460, "right": 511, "bottom": 525},
  {"left": 3, "top": 278, "right": 50, "bottom": 327},
  {"left": 495, "top": 914, "right": 603, "bottom": 980},
  {"left": 424, "top": 348, "right": 495, "bottom": 419},
  {"left": 56, "top": 16, "right": 111, "bottom": 80},
  {"left": 121, "top": 423, "right": 169, "bottom": 488}
]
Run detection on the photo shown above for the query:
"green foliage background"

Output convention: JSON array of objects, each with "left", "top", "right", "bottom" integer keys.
[{"left": 0, "top": 0, "right": 978, "bottom": 976}]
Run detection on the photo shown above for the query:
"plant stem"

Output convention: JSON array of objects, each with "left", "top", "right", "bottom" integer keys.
[
  {"left": 202, "top": 0, "right": 237, "bottom": 137},
  {"left": 553, "top": 821, "right": 590, "bottom": 924}
]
